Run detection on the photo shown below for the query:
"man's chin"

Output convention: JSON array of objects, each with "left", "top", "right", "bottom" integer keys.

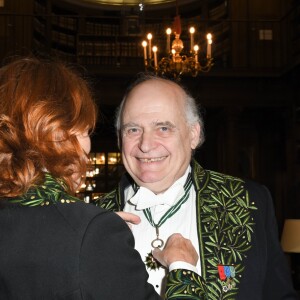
[
  {"left": 134, "top": 175, "right": 171, "bottom": 192},
  {"left": 135, "top": 178, "right": 161, "bottom": 186}
]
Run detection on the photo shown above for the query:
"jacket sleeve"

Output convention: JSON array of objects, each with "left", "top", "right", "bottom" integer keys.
[
  {"left": 79, "top": 209, "right": 208, "bottom": 299},
  {"left": 79, "top": 209, "right": 159, "bottom": 299},
  {"left": 165, "top": 269, "right": 208, "bottom": 299}
]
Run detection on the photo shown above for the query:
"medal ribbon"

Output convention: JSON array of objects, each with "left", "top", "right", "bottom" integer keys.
[
  {"left": 143, "top": 173, "right": 192, "bottom": 229},
  {"left": 142, "top": 173, "right": 192, "bottom": 270}
]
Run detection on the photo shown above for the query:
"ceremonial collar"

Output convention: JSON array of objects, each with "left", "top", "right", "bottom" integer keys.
[{"left": 7, "top": 173, "right": 80, "bottom": 206}]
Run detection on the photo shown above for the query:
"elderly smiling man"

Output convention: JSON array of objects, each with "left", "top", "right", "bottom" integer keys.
[{"left": 97, "top": 74, "right": 297, "bottom": 299}]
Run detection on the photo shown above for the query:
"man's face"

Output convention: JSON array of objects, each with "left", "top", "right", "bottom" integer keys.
[{"left": 121, "top": 79, "right": 200, "bottom": 194}]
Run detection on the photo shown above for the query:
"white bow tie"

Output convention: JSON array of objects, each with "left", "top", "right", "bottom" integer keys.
[{"left": 129, "top": 185, "right": 184, "bottom": 210}]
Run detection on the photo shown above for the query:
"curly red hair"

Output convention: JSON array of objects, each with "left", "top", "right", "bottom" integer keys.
[{"left": 0, "top": 56, "right": 97, "bottom": 197}]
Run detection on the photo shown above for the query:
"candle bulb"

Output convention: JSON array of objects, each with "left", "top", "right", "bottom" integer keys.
[
  {"left": 189, "top": 27, "right": 195, "bottom": 52},
  {"left": 142, "top": 40, "right": 147, "bottom": 65},
  {"left": 171, "top": 49, "right": 176, "bottom": 62},
  {"left": 194, "top": 45, "right": 199, "bottom": 63},
  {"left": 147, "top": 33, "right": 152, "bottom": 59},
  {"left": 207, "top": 39, "right": 212, "bottom": 59},
  {"left": 152, "top": 46, "right": 158, "bottom": 68},
  {"left": 206, "top": 33, "right": 212, "bottom": 59},
  {"left": 166, "top": 28, "right": 172, "bottom": 53}
]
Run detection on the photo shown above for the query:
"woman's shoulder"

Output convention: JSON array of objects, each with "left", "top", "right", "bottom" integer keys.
[{"left": 55, "top": 201, "right": 115, "bottom": 233}]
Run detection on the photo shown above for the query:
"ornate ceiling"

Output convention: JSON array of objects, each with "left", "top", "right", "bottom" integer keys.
[
  {"left": 61, "top": 0, "right": 197, "bottom": 10},
  {"left": 81, "top": 0, "right": 175, "bottom": 4}
]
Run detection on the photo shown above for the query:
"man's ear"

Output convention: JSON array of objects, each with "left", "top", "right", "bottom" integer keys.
[{"left": 190, "top": 123, "right": 201, "bottom": 150}]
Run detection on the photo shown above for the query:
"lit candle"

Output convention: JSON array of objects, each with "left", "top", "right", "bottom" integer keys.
[
  {"left": 147, "top": 33, "right": 152, "bottom": 59},
  {"left": 194, "top": 44, "right": 199, "bottom": 63},
  {"left": 171, "top": 49, "right": 176, "bottom": 62},
  {"left": 206, "top": 33, "right": 212, "bottom": 59},
  {"left": 152, "top": 46, "right": 158, "bottom": 68},
  {"left": 166, "top": 28, "right": 172, "bottom": 53},
  {"left": 189, "top": 27, "right": 195, "bottom": 51},
  {"left": 142, "top": 40, "right": 147, "bottom": 65}
]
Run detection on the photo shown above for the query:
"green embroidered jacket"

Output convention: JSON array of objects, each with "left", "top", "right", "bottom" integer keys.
[{"left": 96, "top": 160, "right": 258, "bottom": 300}]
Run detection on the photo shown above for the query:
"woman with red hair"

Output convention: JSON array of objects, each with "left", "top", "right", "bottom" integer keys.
[{"left": 0, "top": 56, "right": 201, "bottom": 299}]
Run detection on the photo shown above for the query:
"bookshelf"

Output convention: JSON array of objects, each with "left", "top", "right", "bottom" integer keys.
[
  {"left": 77, "top": 14, "right": 143, "bottom": 68},
  {"left": 208, "top": 0, "right": 230, "bottom": 67},
  {"left": 76, "top": 151, "right": 125, "bottom": 203},
  {"left": 33, "top": 0, "right": 47, "bottom": 52},
  {"left": 33, "top": 0, "right": 77, "bottom": 62},
  {"left": 32, "top": 0, "right": 229, "bottom": 71}
]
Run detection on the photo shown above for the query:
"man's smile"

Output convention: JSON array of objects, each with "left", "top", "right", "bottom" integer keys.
[{"left": 137, "top": 156, "right": 167, "bottom": 163}]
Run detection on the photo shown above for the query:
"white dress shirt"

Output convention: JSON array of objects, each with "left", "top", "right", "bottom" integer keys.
[{"left": 124, "top": 167, "right": 200, "bottom": 297}]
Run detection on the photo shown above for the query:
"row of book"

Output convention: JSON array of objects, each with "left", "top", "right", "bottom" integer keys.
[
  {"left": 85, "top": 21, "right": 120, "bottom": 36},
  {"left": 77, "top": 41, "right": 143, "bottom": 57},
  {"left": 77, "top": 55, "right": 143, "bottom": 66},
  {"left": 52, "top": 30, "right": 76, "bottom": 48},
  {"left": 52, "top": 15, "right": 77, "bottom": 31}
]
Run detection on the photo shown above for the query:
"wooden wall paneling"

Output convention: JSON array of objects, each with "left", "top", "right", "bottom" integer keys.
[
  {"left": 229, "top": 0, "right": 249, "bottom": 69},
  {"left": 248, "top": 0, "right": 281, "bottom": 19}
]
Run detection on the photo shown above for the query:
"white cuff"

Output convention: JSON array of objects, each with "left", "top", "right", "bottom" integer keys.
[{"left": 169, "top": 261, "right": 198, "bottom": 274}]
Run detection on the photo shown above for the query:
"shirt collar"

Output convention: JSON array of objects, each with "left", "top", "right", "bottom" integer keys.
[{"left": 128, "top": 166, "right": 191, "bottom": 210}]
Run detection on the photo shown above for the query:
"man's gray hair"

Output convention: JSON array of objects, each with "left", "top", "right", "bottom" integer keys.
[{"left": 115, "top": 74, "right": 205, "bottom": 148}]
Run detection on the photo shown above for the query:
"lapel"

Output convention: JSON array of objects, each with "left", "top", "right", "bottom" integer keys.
[{"left": 192, "top": 160, "right": 257, "bottom": 298}]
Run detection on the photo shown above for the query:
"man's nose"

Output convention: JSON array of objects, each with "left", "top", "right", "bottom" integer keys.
[{"left": 139, "top": 131, "right": 156, "bottom": 153}]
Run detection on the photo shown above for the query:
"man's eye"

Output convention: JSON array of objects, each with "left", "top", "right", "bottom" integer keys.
[
  {"left": 160, "top": 126, "right": 169, "bottom": 132},
  {"left": 126, "top": 128, "right": 139, "bottom": 135}
]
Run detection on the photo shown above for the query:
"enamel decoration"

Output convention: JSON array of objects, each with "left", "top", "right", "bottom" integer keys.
[{"left": 218, "top": 265, "right": 236, "bottom": 292}]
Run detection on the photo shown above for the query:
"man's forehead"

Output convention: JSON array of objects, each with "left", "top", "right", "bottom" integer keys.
[{"left": 129, "top": 79, "right": 183, "bottom": 97}]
